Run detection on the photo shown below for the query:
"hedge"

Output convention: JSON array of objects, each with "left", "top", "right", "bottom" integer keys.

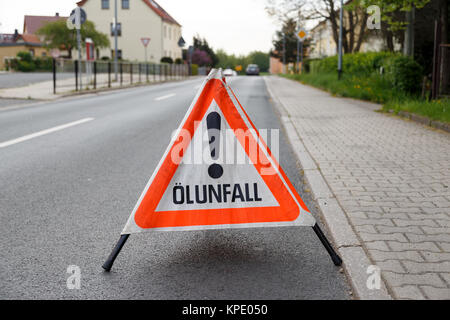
[{"left": 306, "top": 52, "right": 424, "bottom": 94}]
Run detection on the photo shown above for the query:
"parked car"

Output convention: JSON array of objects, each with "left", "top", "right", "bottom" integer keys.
[
  {"left": 223, "top": 68, "right": 234, "bottom": 76},
  {"left": 246, "top": 64, "right": 260, "bottom": 76}
]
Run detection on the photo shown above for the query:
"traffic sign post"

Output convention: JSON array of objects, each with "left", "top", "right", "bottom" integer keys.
[
  {"left": 140, "top": 37, "right": 151, "bottom": 63},
  {"left": 68, "top": 7, "right": 87, "bottom": 89},
  {"left": 296, "top": 28, "right": 307, "bottom": 74},
  {"left": 102, "top": 68, "right": 342, "bottom": 271}
]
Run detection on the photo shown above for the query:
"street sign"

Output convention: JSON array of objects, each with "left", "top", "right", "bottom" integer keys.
[
  {"left": 235, "top": 65, "right": 242, "bottom": 72},
  {"left": 68, "top": 7, "right": 87, "bottom": 30},
  {"left": 101, "top": 69, "right": 343, "bottom": 271},
  {"left": 121, "top": 68, "right": 317, "bottom": 233},
  {"left": 141, "top": 37, "right": 151, "bottom": 47},
  {"left": 50, "top": 49, "right": 60, "bottom": 59},
  {"left": 178, "top": 36, "right": 186, "bottom": 48},
  {"left": 296, "top": 28, "right": 307, "bottom": 42}
]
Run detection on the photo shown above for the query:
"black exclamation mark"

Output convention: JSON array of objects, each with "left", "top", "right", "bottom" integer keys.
[{"left": 207, "top": 112, "right": 223, "bottom": 179}]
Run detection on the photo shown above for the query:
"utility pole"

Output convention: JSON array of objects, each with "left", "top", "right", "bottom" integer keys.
[
  {"left": 338, "top": 0, "right": 344, "bottom": 80},
  {"left": 114, "top": 0, "right": 118, "bottom": 81},
  {"left": 283, "top": 33, "right": 286, "bottom": 74},
  {"left": 76, "top": 7, "right": 82, "bottom": 89}
]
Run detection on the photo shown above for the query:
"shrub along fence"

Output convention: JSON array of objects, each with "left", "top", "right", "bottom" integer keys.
[{"left": 53, "top": 59, "right": 189, "bottom": 94}]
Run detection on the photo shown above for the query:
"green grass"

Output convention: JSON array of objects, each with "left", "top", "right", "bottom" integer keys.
[
  {"left": 282, "top": 72, "right": 450, "bottom": 124},
  {"left": 385, "top": 98, "right": 450, "bottom": 123}
]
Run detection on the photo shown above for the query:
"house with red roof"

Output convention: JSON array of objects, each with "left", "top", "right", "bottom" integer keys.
[
  {"left": 0, "top": 30, "right": 47, "bottom": 70},
  {"left": 23, "top": 13, "right": 68, "bottom": 35},
  {"left": 77, "top": 0, "right": 184, "bottom": 62},
  {"left": 0, "top": 13, "right": 70, "bottom": 69}
]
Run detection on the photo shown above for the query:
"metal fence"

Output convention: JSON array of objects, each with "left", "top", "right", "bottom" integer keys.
[{"left": 53, "top": 59, "right": 189, "bottom": 94}]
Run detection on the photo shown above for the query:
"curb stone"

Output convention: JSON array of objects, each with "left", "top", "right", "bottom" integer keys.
[
  {"left": 264, "top": 76, "right": 393, "bottom": 300},
  {"left": 388, "top": 109, "right": 449, "bottom": 133}
]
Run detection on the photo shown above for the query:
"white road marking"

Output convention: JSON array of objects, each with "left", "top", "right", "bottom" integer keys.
[
  {"left": 154, "top": 93, "right": 176, "bottom": 101},
  {"left": 0, "top": 117, "right": 94, "bottom": 148}
]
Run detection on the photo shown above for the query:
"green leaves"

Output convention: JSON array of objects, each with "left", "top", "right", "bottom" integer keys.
[
  {"left": 36, "top": 20, "right": 110, "bottom": 53},
  {"left": 355, "top": 0, "right": 431, "bottom": 31}
]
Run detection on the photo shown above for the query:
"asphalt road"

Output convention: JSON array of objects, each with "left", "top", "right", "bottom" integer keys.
[{"left": 0, "top": 76, "right": 350, "bottom": 299}]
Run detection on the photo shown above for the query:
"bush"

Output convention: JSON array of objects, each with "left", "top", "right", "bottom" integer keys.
[
  {"left": 388, "top": 55, "right": 423, "bottom": 94},
  {"left": 309, "top": 52, "right": 397, "bottom": 76},
  {"left": 17, "top": 60, "right": 36, "bottom": 72},
  {"left": 174, "top": 58, "right": 183, "bottom": 64},
  {"left": 160, "top": 56, "right": 173, "bottom": 64},
  {"left": 34, "top": 57, "right": 53, "bottom": 71},
  {"left": 17, "top": 51, "right": 33, "bottom": 62}
]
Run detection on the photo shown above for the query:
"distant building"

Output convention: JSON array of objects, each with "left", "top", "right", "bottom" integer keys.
[
  {"left": 77, "top": 0, "right": 183, "bottom": 62},
  {"left": 308, "top": 19, "right": 391, "bottom": 59},
  {"left": 0, "top": 13, "right": 67, "bottom": 69},
  {"left": 269, "top": 56, "right": 283, "bottom": 74},
  {"left": 23, "top": 13, "right": 67, "bottom": 35},
  {"left": 308, "top": 1, "right": 401, "bottom": 59},
  {"left": 0, "top": 30, "right": 46, "bottom": 69}
]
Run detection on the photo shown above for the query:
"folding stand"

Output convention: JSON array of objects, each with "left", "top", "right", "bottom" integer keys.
[{"left": 102, "top": 223, "right": 342, "bottom": 272}]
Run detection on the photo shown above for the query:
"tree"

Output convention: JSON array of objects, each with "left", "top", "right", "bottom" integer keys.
[
  {"left": 37, "top": 20, "right": 109, "bottom": 59},
  {"left": 266, "top": 0, "right": 372, "bottom": 54},
  {"left": 271, "top": 18, "right": 310, "bottom": 64},
  {"left": 355, "top": 0, "right": 431, "bottom": 54},
  {"left": 191, "top": 49, "right": 212, "bottom": 66},
  {"left": 193, "top": 36, "right": 218, "bottom": 66},
  {"left": 355, "top": 0, "right": 430, "bottom": 31},
  {"left": 216, "top": 50, "right": 269, "bottom": 73},
  {"left": 248, "top": 51, "right": 270, "bottom": 72}
]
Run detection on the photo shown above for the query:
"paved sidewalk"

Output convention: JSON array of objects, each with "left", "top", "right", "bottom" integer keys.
[
  {"left": 0, "top": 73, "right": 178, "bottom": 100},
  {"left": 265, "top": 76, "right": 450, "bottom": 299}
]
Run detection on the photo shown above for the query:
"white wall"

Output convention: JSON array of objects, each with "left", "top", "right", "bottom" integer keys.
[{"left": 80, "top": 0, "right": 182, "bottom": 62}]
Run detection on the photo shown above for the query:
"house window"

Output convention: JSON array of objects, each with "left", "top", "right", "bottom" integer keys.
[
  {"left": 110, "top": 22, "right": 122, "bottom": 36},
  {"left": 122, "top": 0, "right": 129, "bottom": 9},
  {"left": 168, "top": 27, "right": 171, "bottom": 40},
  {"left": 164, "top": 26, "right": 167, "bottom": 38},
  {"left": 101, "top": 0, "right": 109, "bottom": 9}
]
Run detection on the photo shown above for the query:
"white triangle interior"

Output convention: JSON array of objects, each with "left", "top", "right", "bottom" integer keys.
[{"left": 156, "top": 99, "right": 279, "bottom": 212}]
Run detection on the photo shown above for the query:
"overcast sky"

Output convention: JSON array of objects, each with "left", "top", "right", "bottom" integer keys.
[{"left": 0, "top": 0, "right": 281, "bottom": 56}]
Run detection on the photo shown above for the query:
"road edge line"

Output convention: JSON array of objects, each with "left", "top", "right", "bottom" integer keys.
[{"left": 263, "top": 75, "right": 393, "bottom": 300}]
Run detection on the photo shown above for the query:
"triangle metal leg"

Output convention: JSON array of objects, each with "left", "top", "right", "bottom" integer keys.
[
  {"left": 102, "top": 234, "right": 130, "bottom": 272},
  {"left": 312, "top": 223, "right": 343, "bottom": 266}
]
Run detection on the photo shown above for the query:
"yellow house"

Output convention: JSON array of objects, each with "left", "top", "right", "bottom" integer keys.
[
  {"left": 77, "top": 0, "right": 183, "bottom": 62},
  {"left": 0, "top": 32, "right": 47, "bottom": 70}
]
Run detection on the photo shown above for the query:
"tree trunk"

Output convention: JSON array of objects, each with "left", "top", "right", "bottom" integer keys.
[
  {"left": 354, "top": 12, "right": 368, "bottom": 52},
  {"left": 381, "top": 22, "right": 394, "bottom": 51},
  {"left": 403, "top": 6, "right": 415, "bottom": 56}
]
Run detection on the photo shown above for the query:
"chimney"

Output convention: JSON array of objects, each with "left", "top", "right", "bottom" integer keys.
[{"left": 55, "top": 12, "right": 59, "bottom": 16}]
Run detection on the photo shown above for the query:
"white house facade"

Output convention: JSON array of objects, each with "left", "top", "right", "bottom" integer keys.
[{"left": 77, "top": 0, "right": 183, "bottom": 62}]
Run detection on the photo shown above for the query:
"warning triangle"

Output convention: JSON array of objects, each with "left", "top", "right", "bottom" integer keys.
[{"left": 122, "top": 69, "right": 316, "bottom": 233}]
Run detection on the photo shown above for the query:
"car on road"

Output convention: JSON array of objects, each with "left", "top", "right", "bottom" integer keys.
[
  {"left": 246, "top": 64, "right": 260, "bottom": 76},
  {"left": 223, "top": 68, "right": 234, "bottom": 77}
]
